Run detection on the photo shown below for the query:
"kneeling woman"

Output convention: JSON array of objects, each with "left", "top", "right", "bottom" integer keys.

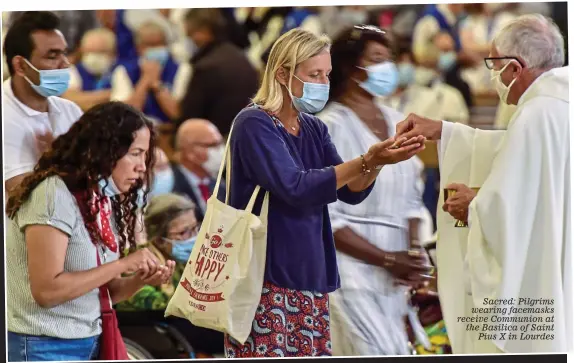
[{"left": 6, "top": 102, "right": 175, "bottom": 362}]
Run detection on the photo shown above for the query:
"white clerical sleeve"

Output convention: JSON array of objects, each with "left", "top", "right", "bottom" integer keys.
[
  {"left": 435, "top": 120, "right": 505, "bottom": 354},
  {"left": 465, "top": 98, "right": 569, "bottom": 353}
]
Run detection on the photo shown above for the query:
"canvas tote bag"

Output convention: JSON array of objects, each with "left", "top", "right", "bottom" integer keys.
[{"left": 165, "top": 122, "right": 269, "bottom": 344}]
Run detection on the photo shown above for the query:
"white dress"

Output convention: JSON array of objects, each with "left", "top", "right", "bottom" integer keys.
[{"left": 318, "top": 102, "right": 430, "bottom": 355}]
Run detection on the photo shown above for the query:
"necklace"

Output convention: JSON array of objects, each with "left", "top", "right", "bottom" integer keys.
[{"left": 288, "top": 116, "right": 300, "bottom": 131}]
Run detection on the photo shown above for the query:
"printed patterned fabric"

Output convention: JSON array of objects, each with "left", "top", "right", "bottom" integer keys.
[
  {"left": 415, "top": 320, "right": 452, "bottom": 355},
  {"left": 224, "top": 281, "right": 331, "bottom": 358}
]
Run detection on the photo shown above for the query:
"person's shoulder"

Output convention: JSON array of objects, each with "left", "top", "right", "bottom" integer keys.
[
  {"left": 233, "top": 107, "right": 274, "bottom": 129},
  {"left": 507, "top": 97, "right": 567, "bottom": 139},
  {"left": 29, "top": 175, "right": 73, "bottom": 203},
  {"left": 49, "top": 96, "right": 83, "bottom": 123},
  {"left": 317, "top": 102, "right": 348, "bottom": 125},
  {"left": 228, "top": 107, "right": 275, "bottom": 138}
]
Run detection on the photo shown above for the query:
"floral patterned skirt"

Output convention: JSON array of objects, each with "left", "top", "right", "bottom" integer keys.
[{"left": 224, "top": 281, "right": 331, "bottom": 358}]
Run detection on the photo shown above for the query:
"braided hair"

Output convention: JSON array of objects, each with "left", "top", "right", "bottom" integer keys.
[{"left": 6, "top": 101, "right": 157, "bottom": 253}]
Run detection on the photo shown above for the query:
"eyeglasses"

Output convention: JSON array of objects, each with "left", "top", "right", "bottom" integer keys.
[
  {"left": 484, "top": 56, "right": 525, "bottom": 70},
  {"left": 167, "top": 224, "right": 199, "bottom": 240}
]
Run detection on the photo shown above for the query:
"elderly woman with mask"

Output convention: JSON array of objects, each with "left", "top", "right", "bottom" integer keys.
[{"left": 116, "top": 193, "right": 224, "bottom": 356}]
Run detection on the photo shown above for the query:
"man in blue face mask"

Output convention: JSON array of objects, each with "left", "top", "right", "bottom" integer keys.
[
  {"left": 3, "top": 11, "right": 83, "bottom": 198},
  {"left": 108, "top": 21, "right": 192, "bottom": 124}
]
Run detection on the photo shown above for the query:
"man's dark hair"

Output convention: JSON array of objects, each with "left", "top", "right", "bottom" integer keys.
[
  {"left": 184, "top": 8, "right": 227, "bottom": 39},
  {"left": 3, "top": 11, "right": 61, "bottom": 76}
]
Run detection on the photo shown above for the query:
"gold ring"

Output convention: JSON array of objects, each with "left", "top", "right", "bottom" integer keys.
[{"left": 408, "top": 249, "right": 420, "bottom": 257}]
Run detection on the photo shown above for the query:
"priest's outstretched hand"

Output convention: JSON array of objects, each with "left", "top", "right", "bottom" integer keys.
[
  {"left": 442, "top": 183, "right": 477, "bottom": 223},
  {"left": 395, "top": 113, "right": 443, "bottom": 141}
]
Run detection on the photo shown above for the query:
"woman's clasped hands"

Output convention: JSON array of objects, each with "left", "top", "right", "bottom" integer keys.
[{"left": 119, "top": 248, "right": 176, "bottom": 287}]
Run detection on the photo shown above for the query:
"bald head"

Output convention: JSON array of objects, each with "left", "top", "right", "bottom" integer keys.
[
  {"left": 176, "top": 119, "right": 222, "bottom": 151},
  {"left": 81, "top": 28, "right": 116, "bottom": 54}
]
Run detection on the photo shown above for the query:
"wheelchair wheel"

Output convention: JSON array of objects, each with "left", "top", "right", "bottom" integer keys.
[{"left": 123, "top": 337, "right": 155, "bottom": 360}]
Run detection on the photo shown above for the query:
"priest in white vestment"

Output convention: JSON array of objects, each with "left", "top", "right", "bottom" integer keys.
[{"left": 394, "top": 14, "right": 571, "bottom": 354}]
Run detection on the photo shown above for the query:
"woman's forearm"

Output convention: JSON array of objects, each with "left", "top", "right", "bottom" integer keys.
[
  {"left": 334, "top": 153, "right": 380, "bottom": 190},
  {"left": 31, "top": 260, "right": 127, "bottom": 309},
  {"left": 108, "top": 275, "right": 146, "bottom": 304},
  {"left": 153, "top": 87, "right": 181, "bottom": 120},
  {"left": 125, "top": 78, "right": 151, "bottom": 110}
]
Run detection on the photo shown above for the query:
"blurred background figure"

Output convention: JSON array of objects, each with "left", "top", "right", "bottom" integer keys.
[
  {"left": 116, "top": 193, "right": 225, "bottom": 358},
  {"left": 412, "top": 3, "right": 476, "bottom": 109},
  {"left": 62, "top": 28, "right": 117, "bottom": 110},
  {"left": 177, "top": 8, "right": 259, "bottom": 137},
  {"left": 172, "top": 118, "right": 225, "bottom": 224},
  {"left": 459, "top": 3, "right": 517, "bottom": 95},
  {"left": 95, "top": 9, "right": 177, "bottom": 65},
  {"left": 237, "top": 7, "right": 292, "bottom": 71},
  {"left": 382, "top": 48, "right": 469, "bottom": 124},
  {"left": 109, "top": 20, "right": 191, "bottom": 125},
  {"left": 281, "top": 6, "right": 323, "bottom": 35},
  {"left": 149, "top": 147, "right": 176, "bottom": 198}
]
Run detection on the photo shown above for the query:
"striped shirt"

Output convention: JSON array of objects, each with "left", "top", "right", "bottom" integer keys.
[{"left": 6, "top": 176, "right": 119, "bottom": 339}]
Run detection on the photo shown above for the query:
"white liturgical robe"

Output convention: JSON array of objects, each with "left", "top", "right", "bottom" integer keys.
[{"left": 436, "top": 66, "right": 571, "bottom": 354}]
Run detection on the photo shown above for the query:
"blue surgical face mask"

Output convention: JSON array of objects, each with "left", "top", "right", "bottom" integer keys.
[
  {"left": 23, "top": 58, "right": 71, "bottom": 97},
  {"left": 98, "top": 177, "right": 123, "bottom": 197},
  {"left": 437, "top": 52, "right": 457, "bottom": 73},
  {"left": 185, "top": 38, "right": 197, "bottom": 57},
  {"left": 150, "top": 168, "right": 175, "bottom": 197},
  {"left": 397, "top": 63, "right": 415, "bottom": 87},
  {"left": 165, "top": 236, "right": 197, "bottom": 264},
  {"left": 357, "top": 61, "right": 399, "bottom": 97},
  {"left": 143, "top": 47, "right": 170, "bottom": 66},
  {"left": 287, "top": 75, "right": 330, "bottom": 114}
]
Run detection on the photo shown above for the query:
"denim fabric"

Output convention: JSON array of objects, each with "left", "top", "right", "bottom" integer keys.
[{"left": 8, "top": 332, "right": 100, "bottom": 361}]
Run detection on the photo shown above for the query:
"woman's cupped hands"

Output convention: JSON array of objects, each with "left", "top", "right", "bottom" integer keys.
[
  {"left": 119, "top": 248, "right": 176, "bottom": 287},
  {"left": 365, "top": 134, "right": 426, "bottom": 168}
]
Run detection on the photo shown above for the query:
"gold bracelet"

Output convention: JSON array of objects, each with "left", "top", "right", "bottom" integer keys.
[
  {"left": 383, "top": 253, "right": 395, "bottom": 267},
  {"left": 360, "top": 154, "right": 371, "bottom": 175}
]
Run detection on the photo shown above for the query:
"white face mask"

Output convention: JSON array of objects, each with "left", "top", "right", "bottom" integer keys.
[
  {"left": 202, "top": 144, "right": 225, "bottom": 178},
  {"left": 414, "top": 67, "right": 437, "bottom": 86},
  {"left": 82, "top": 53, "right": 114, "bottom": 76},
  {"left": 490, "top": 61, "right": 518, "bottom": 105}
]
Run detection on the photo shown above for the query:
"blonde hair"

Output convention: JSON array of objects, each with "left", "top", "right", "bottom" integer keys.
[{"left": 252, "top": 28, "right": 331, "bottom": 113}]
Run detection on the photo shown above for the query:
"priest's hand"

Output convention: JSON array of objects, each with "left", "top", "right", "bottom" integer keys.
[
  {"left": 395, "top": 113, "right": 443, "bottom": 141},
  {"left": 443, "top": 183, "right": 477, "bottom": 223}
]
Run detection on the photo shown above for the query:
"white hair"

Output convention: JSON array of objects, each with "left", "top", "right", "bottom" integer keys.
[
  {"left": 81, "top": 27, "right": 116, "bottom": 50},
  {"left": 135, "top": 21, "right": 169, "bottom": 45},
  {"left": 493, "top": 14, "right": 564, "bottom": 69}
]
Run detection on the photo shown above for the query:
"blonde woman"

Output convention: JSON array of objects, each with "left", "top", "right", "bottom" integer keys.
[{"left": 223, "top": 28, "right": 429, "bottom": 358}]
